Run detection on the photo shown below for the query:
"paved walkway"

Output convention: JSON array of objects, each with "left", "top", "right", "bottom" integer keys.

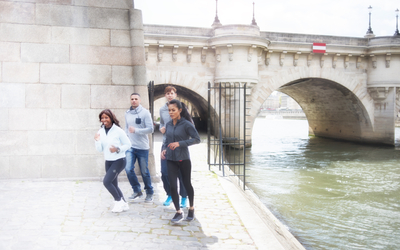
[{"left": 0, "top": 136, "right": 302, "bottom": 250}]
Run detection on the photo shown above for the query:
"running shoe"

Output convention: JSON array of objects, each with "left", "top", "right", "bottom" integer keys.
[
  {"left": 180, "top": 197, "right": 188, "bottom": 208},
  {"left": 171, "top": 212, "right": 184, "bottom": 224},
  {"left": 128, "top": 191, "right": 143, "bottom": 200},
  {"left": 145, "top": 194, "right": 153, "bottom": 203},
  {"left": 186, "top": 208, "right": 195, "bottom": 221},
  {"left": 163, "top": 196, "right": 172, "bottom": 206}
]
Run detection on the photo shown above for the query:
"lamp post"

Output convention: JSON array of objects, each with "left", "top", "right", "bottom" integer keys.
[
  {"left": 212, "top": 0, "right": 222, "bottom": 27},
  {"left": 251, "top": 2, "right": 258, "bottom": 26},
  {"left": 395, "top": 9, "right": 400, "bottom": 36},
  {"left": 365, "top": 5, "right": 375, "bottom": 38}
]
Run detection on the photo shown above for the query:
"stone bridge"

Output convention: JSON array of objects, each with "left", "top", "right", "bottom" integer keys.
[
  {"left": 0, "top": 0, "right": 399, "bottom": 179},
  {"left": 144, "top": 24, "right": 400, "bottom": 146}
]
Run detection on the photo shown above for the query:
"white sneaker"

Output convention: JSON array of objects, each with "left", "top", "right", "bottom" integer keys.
[
  {"left": 111, "top": 200, "right": 124, "bottom": 213},
  {"left": 122, "top": 200, "right": 129, "bottom": 211}
]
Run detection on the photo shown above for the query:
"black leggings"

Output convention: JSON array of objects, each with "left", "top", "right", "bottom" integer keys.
[
  {"left": 104, "top": 158, "right": 126, "bottom": 201},
  {"left": 167, "top": 159, "right": 194, "bottom": 211}
]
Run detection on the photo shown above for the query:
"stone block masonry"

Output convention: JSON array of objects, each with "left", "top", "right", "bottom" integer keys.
[{"left": 0, "top": 0, "right": 142, "bottom": 179}]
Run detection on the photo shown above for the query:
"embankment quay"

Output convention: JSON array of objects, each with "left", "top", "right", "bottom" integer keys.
[{"left": 0, "top": 140, "right": 304, "bottom": 250}]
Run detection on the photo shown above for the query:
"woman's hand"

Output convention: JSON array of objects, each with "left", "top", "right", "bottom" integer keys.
[
  {"left": 168, "top": 142, "right": 179, "bottom": 150},
  {"left": 94, "top": 133, "right": 100, "bottom": 141},
  {"left": 161, "top": 150, "right": 166, "bottom": 160},
  {"left": 109, "top": 145, "right": 117, "bottom": 153}
]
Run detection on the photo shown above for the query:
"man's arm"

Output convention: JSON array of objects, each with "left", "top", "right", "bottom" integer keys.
[
  {"left": 124, "top": 112, "right": 129, "bottom": 134},
  {"left": 159, "top": 106, "right": 165, "bottom": 132}
]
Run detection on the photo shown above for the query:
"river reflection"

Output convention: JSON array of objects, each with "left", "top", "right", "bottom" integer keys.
[{"left": 246, "top": 118, "right": 400, "bottom": 250}]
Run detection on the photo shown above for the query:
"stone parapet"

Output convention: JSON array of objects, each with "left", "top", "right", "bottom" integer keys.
[{"left": 144, "top": 24, "right": 213, "bottom": 37}]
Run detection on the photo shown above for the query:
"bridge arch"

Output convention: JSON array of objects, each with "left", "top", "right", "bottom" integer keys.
[
  {"left": 248, "top": 67, "right": 376, "bottom": 145},
  {"left": 150, "top": 67, "right": 379, "bottom": 145},
  {"left": 153, "top": 82, "right": 210, "bottom": 133}
]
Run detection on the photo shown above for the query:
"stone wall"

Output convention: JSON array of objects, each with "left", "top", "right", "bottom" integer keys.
[{"left": 0, "top": 0, "right": 139, "bottom": 178}]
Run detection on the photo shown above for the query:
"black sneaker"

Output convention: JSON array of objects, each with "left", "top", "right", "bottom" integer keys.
[
  {"left": 171, "top": 212, "right": 184, "bottom": 224},
  {"left": 186, "top": 208, "right": 195, "bottom": 221},
  {"left": 128, "top": 191, "right": 143, "bottom": 200},
  {"left": 145, "top": 194, "right": 153, "bottom": 203}
]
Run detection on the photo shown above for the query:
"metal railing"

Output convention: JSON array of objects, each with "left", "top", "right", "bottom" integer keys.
[{"left": 207, "top": 82, "right": 249, "bottom": 190}]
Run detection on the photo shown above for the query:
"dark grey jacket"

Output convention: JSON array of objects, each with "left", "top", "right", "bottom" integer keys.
[{"left": 162, "top": 117, "right": 200, "bottom": 161}]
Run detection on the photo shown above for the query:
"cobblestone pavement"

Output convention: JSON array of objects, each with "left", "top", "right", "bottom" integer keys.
[{"left": 0, "top": 140, "right": 262, "bottom": 250}]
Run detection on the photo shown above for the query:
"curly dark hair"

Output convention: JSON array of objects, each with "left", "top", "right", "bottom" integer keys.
[{"left": 98, "top": 109, "right": 120, "bottom": 127}]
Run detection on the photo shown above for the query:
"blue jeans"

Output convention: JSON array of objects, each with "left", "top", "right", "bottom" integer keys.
[
  {"left": 125, "top": 148, "right": 153, "bottom": 194},
  {"left": 161, "top": 158, "right": 187, "bottom": 197}
]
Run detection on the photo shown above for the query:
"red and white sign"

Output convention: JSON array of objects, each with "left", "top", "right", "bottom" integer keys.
[{"left": 312, "top": 43, "right": 326, "bottom": 53}]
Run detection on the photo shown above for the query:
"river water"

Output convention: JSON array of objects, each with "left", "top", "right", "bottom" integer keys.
[{"left": 245, "top": 118, "right": 400, "bottom": 250}]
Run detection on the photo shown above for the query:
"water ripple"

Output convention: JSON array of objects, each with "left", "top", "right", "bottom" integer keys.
[{"left": 244, "top": 118, "right": 400, "bottom": 250}]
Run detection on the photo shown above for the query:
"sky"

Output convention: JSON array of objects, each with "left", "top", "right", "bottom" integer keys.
[{"left": 134, "top": 0, "right": 399, "bottom": 38}]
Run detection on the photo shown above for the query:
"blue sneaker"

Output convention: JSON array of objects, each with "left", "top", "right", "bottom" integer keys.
[
  {"left": 163, "top": 196, "right": 172, "bottom": 206},
  {"left": 180, "top": 197, "right": 188, "bottom": 208}
]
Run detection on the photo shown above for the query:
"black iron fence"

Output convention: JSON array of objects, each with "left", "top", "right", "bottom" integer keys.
[{"left": 207, "top": 82, "right": 250, "bottom": 190}]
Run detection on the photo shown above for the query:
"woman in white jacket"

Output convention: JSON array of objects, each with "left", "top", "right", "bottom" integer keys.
[{"left": 95, "top": 109, "right": 132, "bottom": 213}]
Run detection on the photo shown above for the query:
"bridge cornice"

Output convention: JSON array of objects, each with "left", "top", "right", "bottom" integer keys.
[
  {"left": 208, "top": 35, "right": 270, "bottom": 48},
  {"left": 366, "top": 37, "right": 400, "bottom": 55},
  {"left": 144, "top": 34, "right": 209, "bottom": 47},
  {"left": 144, "top": 24, "right": 213, "bottom": 37},
  {"left": 144, "top": 34, "right": 271, "bottom": 49},
  {"left": 267, "top": 42, "right": 367, "bottom": 56},
  {"left": 143, "top": 25, "right": 400, "bottom": 57}
]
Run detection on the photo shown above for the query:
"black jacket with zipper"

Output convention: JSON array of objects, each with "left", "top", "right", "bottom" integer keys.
[{"left": 162, "top": 117, "right": 200, "bottom": 161}]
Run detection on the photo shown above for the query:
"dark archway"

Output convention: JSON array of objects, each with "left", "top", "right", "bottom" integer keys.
[{"left": 154, "top": 84, "right": 210, "bottom": 132}]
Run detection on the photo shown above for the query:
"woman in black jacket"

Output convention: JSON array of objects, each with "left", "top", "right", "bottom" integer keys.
[{"left": 161, "top": 99, "right": 200, "bottom": 223}]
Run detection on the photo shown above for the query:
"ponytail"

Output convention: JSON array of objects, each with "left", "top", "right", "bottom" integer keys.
[{"left": 168, "top": 99, "right": 193, "bottom": 124}]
